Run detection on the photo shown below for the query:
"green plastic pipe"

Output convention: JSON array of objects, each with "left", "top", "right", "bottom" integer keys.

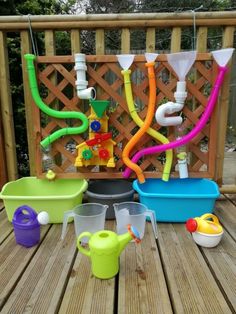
[
  {"left": 122, "top": 69, "right": 173, "bottom": 181},
  {"left": 24, "top": 54, "right": 89, "bottom": 149}
]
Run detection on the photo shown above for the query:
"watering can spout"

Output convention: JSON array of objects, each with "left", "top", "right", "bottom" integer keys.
[{"left": 118, "top": 224, "right": 141, "bottom": 255}]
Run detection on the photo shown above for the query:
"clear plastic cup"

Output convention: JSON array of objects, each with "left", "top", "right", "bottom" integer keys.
[
  {"left": 113, "top": 202, "right": 157, "bottom": 239},
  {"left": 61, "top": 203, "right": 108, "bottom": 243}
]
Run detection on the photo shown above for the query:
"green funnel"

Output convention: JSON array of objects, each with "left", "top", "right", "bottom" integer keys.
[{"left": 90, "top": 100, "right": 109, "bottom": 118}]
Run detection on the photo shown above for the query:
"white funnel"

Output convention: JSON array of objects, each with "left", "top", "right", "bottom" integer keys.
[
  {"left": 116, "top": 54, "right": 135, "bottom": 70},
  {"left": 212, "top": 48, "right": 235, "bottom": 67},
  {"left": 167, "top": 51, "right": 197, "bottom": 81},
  {"left": 145, "top": 53, "right": 159, "bottom": 63}
]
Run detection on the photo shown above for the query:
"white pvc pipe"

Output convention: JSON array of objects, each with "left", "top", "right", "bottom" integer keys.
[
  {"left": 74, "top": 53, "right": 96, "bottom": 100},
  {"left": 155, "top": 81, "right": 187, "bottom": 126}
]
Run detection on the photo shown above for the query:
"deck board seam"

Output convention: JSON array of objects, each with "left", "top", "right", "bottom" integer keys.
[
  {"left": 56, "top": 248, "right": 79, "bottom": 313},
  {"left": 199, "top": 246, "right": 236, "bottom": 313},
  {"left": 156, "top": 238, "right": 175, "bottom": 313}
]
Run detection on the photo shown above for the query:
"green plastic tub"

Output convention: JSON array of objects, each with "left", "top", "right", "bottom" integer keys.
[{"left": 0, "top": 177, "right": 88, "bottom": 223}]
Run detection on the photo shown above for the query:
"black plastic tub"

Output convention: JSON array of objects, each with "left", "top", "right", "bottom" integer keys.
[{"left": 86, "top": 180, "right": 135, "bottom": 219}]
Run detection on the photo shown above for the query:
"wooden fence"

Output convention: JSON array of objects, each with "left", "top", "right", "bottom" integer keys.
[{"left": 0, "top": 12, "right": 235, "bottom": 191}]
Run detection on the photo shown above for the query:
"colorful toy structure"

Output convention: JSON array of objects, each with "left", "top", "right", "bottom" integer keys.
[
  {"left": 74, "top": 100, "right": 116, "bottom": 167},
  {"left": 122, "top": 48, "right": 235, "bottom": 183}
]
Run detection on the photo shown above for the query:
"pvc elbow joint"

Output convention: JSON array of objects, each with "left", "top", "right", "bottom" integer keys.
[
  {"left": 155, "top": 101, "right": 183, "bottom": 126},
  {"left": 76, "top": 87, "right": 96, "bottom": 100}
]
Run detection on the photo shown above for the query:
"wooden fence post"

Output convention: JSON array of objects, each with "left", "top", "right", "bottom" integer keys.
[
  {"left": 0, "top": 31, "right": 18, "bottom": 181},
  {"left": 215, "top": 26, "right": 235, "bottom": 185}
]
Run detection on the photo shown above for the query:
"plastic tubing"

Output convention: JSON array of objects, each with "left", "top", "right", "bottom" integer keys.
[
  {"left": 123, "top": 65, "right": 227, "bottom": 179},
  {"left": 122, "top": 62, "right": 166, "bottom": 183},
  {"left": 121, "top": 67, "right": 173, "bottom": 182},
  {"left": 24, "top": 54, "right": 89, "bottom": 149}
]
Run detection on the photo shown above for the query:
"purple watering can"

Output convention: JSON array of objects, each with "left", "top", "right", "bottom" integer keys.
[{"left": 12, "top": 205, "right": 49, "bottom": 248}]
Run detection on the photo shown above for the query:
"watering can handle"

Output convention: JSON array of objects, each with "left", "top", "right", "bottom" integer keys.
[
  {"left": 61, "top": 210, "right": 75, "bottom": 240},
  {"left": 145, "top": 210, "right": 158, "bottom": 239},
  {"left": 13, "top": 205, "right": 37, "bottom": 221},
  {"left": 201, "top": 213, "right": 220, "bottom": 225},
  {"left": 77, "top": 232, "right": 92, "bottom": 257}
]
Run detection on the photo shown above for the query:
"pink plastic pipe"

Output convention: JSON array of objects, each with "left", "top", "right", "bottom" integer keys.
[{"left": 123, "top": 65, "right": 227, "bottom": 179}]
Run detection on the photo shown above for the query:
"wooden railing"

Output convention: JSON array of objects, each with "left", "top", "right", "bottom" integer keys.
[{"left": 0, "top": 12, "right": 235, "bottom": 192}]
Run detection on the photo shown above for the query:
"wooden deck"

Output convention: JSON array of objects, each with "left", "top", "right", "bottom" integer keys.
[{"left": 0, "top": 195, "right": 235, "bottom": 314}]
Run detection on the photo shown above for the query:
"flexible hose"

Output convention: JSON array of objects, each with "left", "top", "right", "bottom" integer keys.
[
  {"left": 121, "top": 65, "right": 173, "bottom": 182},
  {"left": 24, "top": 54, "right": 89, "bottom": 148},
  {"left": 123, "top": 66, "right": 227, "bottom": 180}
]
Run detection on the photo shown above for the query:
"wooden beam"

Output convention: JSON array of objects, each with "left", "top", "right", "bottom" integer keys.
[
  {"left": 220, "top": 185, "right": 236, "bottom": 194},
  {"left": 0, "top": 31, "right": 18, "bottom": 180}
]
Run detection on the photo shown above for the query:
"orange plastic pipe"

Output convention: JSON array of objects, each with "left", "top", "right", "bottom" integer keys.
[{"left": 122, "top": 62, "right": 156, "bottom": 183}]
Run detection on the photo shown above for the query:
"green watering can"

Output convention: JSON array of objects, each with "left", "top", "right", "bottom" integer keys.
[{"left": 77, "top": 224, "right": 141, "bottom": 279}]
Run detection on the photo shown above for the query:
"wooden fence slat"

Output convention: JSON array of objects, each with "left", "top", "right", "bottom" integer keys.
[
  {"left": 96, "top": 29, "right": 105, "bottom": 55},
  {"left": 146, "top": 27, "right": 156, "bottom": 52},
  {"left": 71, "top": 29, "right": 81, "bottom": 54},
  {"left": 196, "top": 26, "right": 208, "bottom": 52},
  {"left": 215, "top": 26, "right": 235, "bottom": 184},
  {"left": 170, "top": 27, "right": 181, "bottom": 52},
  {"left": 0, "top": 31, "right": 18, "bottom": 180},
  {"left": 121, "top": 28, "right": 130, "bottom": 53}
]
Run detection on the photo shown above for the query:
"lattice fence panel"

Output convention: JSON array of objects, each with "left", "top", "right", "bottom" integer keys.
[{"left": 33, "top": 54, "right": 217, "bottom": 179}]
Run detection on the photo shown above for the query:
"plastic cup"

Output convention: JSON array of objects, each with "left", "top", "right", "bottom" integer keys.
[
  {"left": 61, "top": 203, "right": 108, "bottom": 243},
  {"left": 113, "top": 202, "right": 158, "bottom": 239}
]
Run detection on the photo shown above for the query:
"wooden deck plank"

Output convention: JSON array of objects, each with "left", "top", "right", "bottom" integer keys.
[
  {"left": 158, "top": 223, "right": 232, "bottom": 313},
  {"left": 226, "top": 193, "right": 236, "bottom": 206},
  {"left": 202, "top": 197, "right": 236, "bottom": 311},
  {"left": 59, "top": 221, "right": 115, "bottom": 314},
  {"left": 0, "top": 209, "right": 12, "bottom": 244},
  {"left": 1, "top": 224, "right": 76, "bottom": 314},
  {"left": 201, "top": 231, "right": 236, "bottom": 311},
  {"left": 215, "top": 197, "right": 236, "bottom": 240},
  {"left": 0, "top": 224, "right": 50, "bottom": 310},
  {"left": 118, "top": 222, "right": 173, "bottom": 314}
]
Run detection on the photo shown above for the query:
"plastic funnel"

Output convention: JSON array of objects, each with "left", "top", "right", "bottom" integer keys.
[
  {"left": 145, "top": 53, "right": 159, "bottom": 63},
  {"left": 167, "top": 51, "right": 197, "bottom": 81},
  {"left": 116, "top": 54, "right": 135, "bottom": 70},
  {"left": 212, "top": 48, "right": 234, "bottom": 67}
]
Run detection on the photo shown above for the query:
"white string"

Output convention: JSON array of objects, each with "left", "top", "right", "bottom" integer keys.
[{"left": 190, "top": 5, "right": 203, "bottom": 50}]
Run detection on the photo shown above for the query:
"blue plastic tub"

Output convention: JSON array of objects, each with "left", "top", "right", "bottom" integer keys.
[{"left": 133, "top": 178, "right": 220, "bottom": 222}]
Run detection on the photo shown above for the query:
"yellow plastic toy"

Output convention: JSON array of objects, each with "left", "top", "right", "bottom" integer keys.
[
  {"left": 75, "top": 101, "right": 116, "bottom": 167},
  {"left": 186, "top": 213, "right": 223, "bottom": 248}
]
